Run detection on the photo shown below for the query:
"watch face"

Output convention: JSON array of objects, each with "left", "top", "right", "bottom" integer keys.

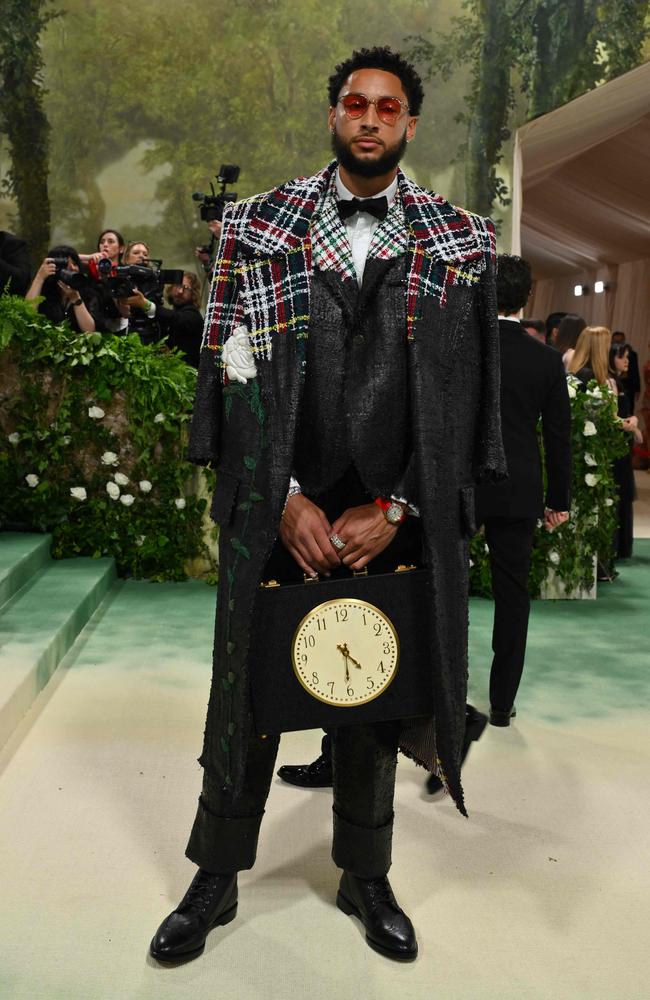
[
  {"left": 386, "top": 502, "right": 404, "bottom": 524},
  {"left": 291, "top": 598, "right": 399, "bottom": 706}
]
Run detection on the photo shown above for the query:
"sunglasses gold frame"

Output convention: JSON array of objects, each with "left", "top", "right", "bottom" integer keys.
[{"left": 337, "top": 92, "right": 410, "bottom": 124}]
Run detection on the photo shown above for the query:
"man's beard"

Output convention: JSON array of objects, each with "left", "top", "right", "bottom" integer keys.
[{"left": 331, "top": 129, "right": 407, "bottom": 178}]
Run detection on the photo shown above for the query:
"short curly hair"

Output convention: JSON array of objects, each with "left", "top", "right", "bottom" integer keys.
[
  {"left": 328, "top": 46, "right": 424, "bottom": 116},
  {"left": 496, "top": 254, "right": 532, "bottom": 314}
]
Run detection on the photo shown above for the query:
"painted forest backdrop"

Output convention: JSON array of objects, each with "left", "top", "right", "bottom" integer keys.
[{"left": 1, "top": 0, "right": 650, "bottom": 269}]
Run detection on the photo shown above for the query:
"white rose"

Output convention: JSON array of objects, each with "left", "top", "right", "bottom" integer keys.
[
  {"left": 588, "top": 386, "right": 602, "bottom": 398},
  {"left": 583, "top": 421, "right": 597, "bottom": 437},
  {"left": 548, "top": 550, "right": 560, "bottom": 565},
  {"left": 106, "top": 481, "right": 120, "bottom": 500},
  {"left": 585, "top": 473, "right": 599, "bottom": 487},
  {"left": 175, "top": 497, "right": 186, "bottom": 510},
  {"left": 154, "top": 412, "right": 165, "bottom": 423},
  {"left": 567, "top": 382, "right": 576, "bottom": 399},
  {"left": 62, "top": 435, "right": 71, "bottom": 445},
  {"left": 605, "top": 497, "right": 614, "bottom": 507},
  {"left": 119, "top": 493, "right": 135, "bottom": 506},
  {"left": 139, "top": 480, "right": 152, "bottom": 493},
  {"left": 135, "top": 535, "right": 145, "bottom": 547},
  {"left": 222, "top": 325, "right": 257, "bottom": 384},
  {"left": 25, "top": 474, "right": 39, "bottom": 488},
  {"left": 101, "top": 451, "right": 118, "bottom": 466},
  {"left": 88, "top": 406, "right": 105, "bottom": 419},
  {"left": 8, "top": 432, "right": 20, "bottom": 445},
  {"left": 114, "top": 472, "right": 129, "bottom": 486},
  {"left": 70, "top": 486, "right": 87, "bottom": 501},
  {"left": 584, "top": 453, "right": 597, "bottom": 466}
]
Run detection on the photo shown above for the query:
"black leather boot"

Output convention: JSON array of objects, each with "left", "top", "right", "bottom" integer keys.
[
  {"left": 426, "top": 704, "right": 488, "bottom": 794},
  {"left": 336, "top": 870, "right": 417, "bottom": 961},
  {"left": 276, "top": 733, "right": 332, "bottom": 788},
  {"left": 149, "top": 869, "right": 238, "bottom": 964}
]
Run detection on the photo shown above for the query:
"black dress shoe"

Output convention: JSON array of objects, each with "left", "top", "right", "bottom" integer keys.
[
  {"left": 277, "top": 733, "right": 332, "bottom": 788},
  {"left": 149, "top": 869, "right": 237, "bottom": 964},
  {"left": 426, "top": 704, "right": 488, "bottom": 794},
  {"left": 489, "top": 706, "right": 517, "bottom": 727},
  {"left": 336, "top": 871, "right": 417, "bottom": 961}
]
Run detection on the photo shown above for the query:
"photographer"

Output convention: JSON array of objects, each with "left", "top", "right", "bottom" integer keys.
[
  {"left": 156, "top": 272, "right": 204, "bottom": 368},
  {"left": 25, "top": 245, "right": 103, "bottom": 333},
  {"left": 79, "top": 228, "right": 126, "bottom": 267},
  {"left": 194, "top": 219, "right": 222, "bottom": 274},
  {"left": 115, "top": 241, "right": 162, "bottom": 345}
]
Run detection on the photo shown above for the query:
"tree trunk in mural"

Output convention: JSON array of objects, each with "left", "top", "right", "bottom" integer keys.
[
  {"left": 0, "top": 0, "right": 55, "bottom": 263},
  {"left": 464, "top": 0, "right": 512, "bottom": 216}
]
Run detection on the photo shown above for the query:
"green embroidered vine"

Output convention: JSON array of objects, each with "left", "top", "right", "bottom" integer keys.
[{"left": 219, "top": 378, "right": 267, "bottom": 784}]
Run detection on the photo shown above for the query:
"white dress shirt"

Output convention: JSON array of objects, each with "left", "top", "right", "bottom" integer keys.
[{"left": 335, "top": 172, "right": 398, "bottom": 287}]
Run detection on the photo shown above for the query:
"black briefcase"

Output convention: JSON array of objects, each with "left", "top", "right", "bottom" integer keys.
[{"left": 249, "top": 566, "right": 433, "bottom": 734}]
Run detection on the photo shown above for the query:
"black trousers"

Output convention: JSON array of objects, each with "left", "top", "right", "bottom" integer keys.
[
  {"left": 185, "top": 720, "right": 401, "bottom": 878},
  {"left": 186, "top": 467, "right": 419, "bottom": 879},
  {"left": 481, "top": 515, "right": 537, "bottom": 712}
]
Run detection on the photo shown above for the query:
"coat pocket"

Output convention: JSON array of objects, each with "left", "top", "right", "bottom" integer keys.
[
  {"left": 210, "top": 469, "right": 240, "bottom": 525},
  {"left": 459, "top": 485, "right": 477, "bottom": 538}
]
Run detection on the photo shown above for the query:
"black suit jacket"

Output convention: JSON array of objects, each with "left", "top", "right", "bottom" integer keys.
[
  {"left": 475, "top": 319, "right": 571, "bottom": 519},
  {"left": 0, "top": 231, "right": 31, "bottom": 297}
]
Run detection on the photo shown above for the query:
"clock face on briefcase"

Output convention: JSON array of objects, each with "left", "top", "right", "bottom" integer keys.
[{"left": 291, "top": 598, "right": 399, "bottom": 706}]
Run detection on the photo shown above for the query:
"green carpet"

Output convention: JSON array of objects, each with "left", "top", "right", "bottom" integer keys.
[{"left": 468, "top": 538, "right": 650, "bottom": 722}]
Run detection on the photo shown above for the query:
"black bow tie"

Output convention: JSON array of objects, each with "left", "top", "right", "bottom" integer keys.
[{"left": 337, "top": 195, "right": 389, "bottom": 222}]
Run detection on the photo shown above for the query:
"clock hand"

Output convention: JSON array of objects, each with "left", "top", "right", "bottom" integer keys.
[
  {"left": 347, "top": 649, "right": 363, "bottom": 670},
  {"left": 337, "top": 643, "right": 351, "bottom": 683}
]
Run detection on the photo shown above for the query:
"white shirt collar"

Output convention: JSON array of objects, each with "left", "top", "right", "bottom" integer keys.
[{"left": 335, "top": 171, "right": 398, "bottom": 206}]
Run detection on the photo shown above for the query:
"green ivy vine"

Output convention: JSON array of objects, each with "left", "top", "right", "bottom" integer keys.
[{"left": 0, "top": 294, "right": 215, "bottom": 581}]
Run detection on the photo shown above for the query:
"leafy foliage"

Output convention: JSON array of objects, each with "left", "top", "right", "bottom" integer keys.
[
  {"left": 34, "top": 0, "right": 453, "bottom": 264},
  {"left": 407, "top": 0, "right": 650, "bottom": 214},
  {"left": 0, "top": 294, "right": 216, "bottom": 581},
  {"left": 0, "top": 0, "right": 57, "bottom": 259},
  {"left": 469, "top": 373, "right": 629, "bottom": 598}
]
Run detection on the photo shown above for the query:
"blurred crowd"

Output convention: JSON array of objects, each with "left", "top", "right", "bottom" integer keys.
[{"left": 0, "top": 225, "right": 219, "bottom": 369}]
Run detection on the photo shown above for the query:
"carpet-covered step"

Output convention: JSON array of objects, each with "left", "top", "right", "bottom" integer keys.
[
  {"left": 0, "top": 556, "right": 116, "bottom": 750},
  {"left": 0, "top": 533, "right": 52, "bottom": 611}
]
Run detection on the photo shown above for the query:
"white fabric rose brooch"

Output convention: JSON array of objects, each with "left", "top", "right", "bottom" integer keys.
[{"left": 222, "top": 325, "right": 257, "bottom": 384}]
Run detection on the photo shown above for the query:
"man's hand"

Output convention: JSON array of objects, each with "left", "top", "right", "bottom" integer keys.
[
  {"left": 279, "top": 494, "right": 342, "bottom": 577},
  {"left": 544, "top": 508, "right": 570, "bottom": 532},
  {"left": 122, "top": 288, "right": 149, "bottom": 310},
  {"left": 331, "top": 503, "right": 398, "bottom": 571}
]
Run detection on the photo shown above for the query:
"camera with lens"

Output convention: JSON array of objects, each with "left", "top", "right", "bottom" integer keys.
[
  {"left": 46, "top": 256, "right": 85, "bottom": 290},
  {"left": 90, "top": 257, "right": 184, "bottom": 298},
  {"left": 193, "top": 164, "right": 240, "bottom": 224}
]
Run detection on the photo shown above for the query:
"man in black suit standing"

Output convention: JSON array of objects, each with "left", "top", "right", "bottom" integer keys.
[{"left": 477, "top": 255, "right": 572, "bottom": 727}]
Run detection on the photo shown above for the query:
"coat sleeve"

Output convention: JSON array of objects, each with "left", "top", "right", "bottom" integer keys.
[
  {"left": 473, "top": 235, "right": 507, "bottom": 484},
  {"left": 542, "top": 353, "right": 572, "bottom": 511},
  {"left": 188, "top": 207, "right": 243, "bottom": 467}
]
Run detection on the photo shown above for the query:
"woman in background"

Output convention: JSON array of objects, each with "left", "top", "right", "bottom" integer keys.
[
  {"left": 555, "top": 313, "right": 586, "bottom": 370},
  {"left": 609, "top": 343, "right": 642, "bottom": 559}
]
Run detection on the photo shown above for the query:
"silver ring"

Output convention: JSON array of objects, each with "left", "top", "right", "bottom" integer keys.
[{"left": 330, "top": 533, "right": 346, "bottom": 551}]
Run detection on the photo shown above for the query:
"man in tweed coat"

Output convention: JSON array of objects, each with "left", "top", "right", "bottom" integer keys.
[{"left": 151, "top": 46, "right": 505, "bottom": 965}]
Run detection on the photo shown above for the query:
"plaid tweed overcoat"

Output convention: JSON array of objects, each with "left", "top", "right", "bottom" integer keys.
[{"left": 189, "top": 161, "right": 506, "bottom": 815}]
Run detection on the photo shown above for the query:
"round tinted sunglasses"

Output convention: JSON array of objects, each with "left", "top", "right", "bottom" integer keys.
[{"left": 337, "top": 93, "right": 410, "bottom": 125}]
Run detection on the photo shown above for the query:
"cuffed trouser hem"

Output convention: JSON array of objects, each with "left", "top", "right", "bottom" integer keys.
[
  {"left": 185, "top": 796, "right": 264, "bottom": 873},
  {"left": 331, "top": 808, "right": 394, "bottom": 879}
]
